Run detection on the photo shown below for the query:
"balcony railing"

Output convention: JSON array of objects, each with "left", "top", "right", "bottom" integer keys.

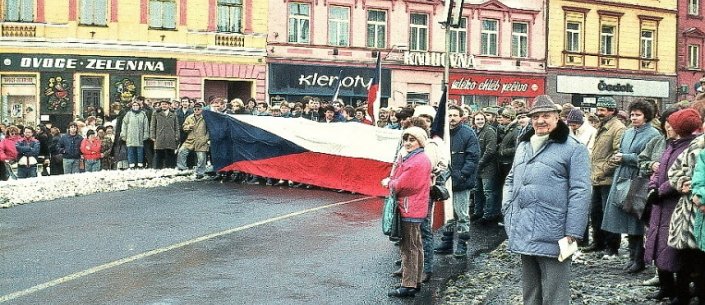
[
  {"left": 2, "top": 23, "right": 36, "bottom": 37},
  {"left": 215, "top": 33, "right": 244, "bottom": 47}
]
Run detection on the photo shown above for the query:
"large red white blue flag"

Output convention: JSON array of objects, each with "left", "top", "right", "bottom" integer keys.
[
  {"left": 203, "top": 111, "right": 401, "bottom": 196},
  {"left": 367, "top": 55, "right": 382, "bottom": 123}
]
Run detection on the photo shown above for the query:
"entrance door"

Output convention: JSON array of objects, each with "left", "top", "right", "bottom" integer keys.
[{"left": 81, "top": 76, "right": 103, "bottom": 118}]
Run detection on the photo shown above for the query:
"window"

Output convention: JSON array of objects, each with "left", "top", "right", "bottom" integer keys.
[
  {"left": 149, "top": 0, "right": 176, "bottom": 29},
  {"left": 449, "top": 17, "right": 467, "bottom": 53},
  {"left": 481, "top": 19, "right": 498, "bottom": 55},
  {"left": 641, "top": 30, "right": 654, "bottom": 59},
  {"left": 566, "top": 22, "right": 581, "bottom": 52},
  {"left": 80, "top": 0, "right": 107, "bottom": 26},
  {"left": 217, "top": 0, "right": 242, "bottom": 33},
  {"left": 5, "top": 0, "right": 33, "bottom": 22},
  {"left": 690, "top": 0, "right": 700, "bottom": 15},
  {"left": 600, "top": 25, "right": 615, "bottom": 55},
  {"left": 288, "top": 3, "right": 310, "bottom": 43},
  {"left": 409, "top": 13, "right": 428, "bottom": 51},
  {"left": 511, "top": 22, "right": 528, "bottom": 58},
  {"left": 689, "top": 45, "right": 700, "bottom": 69},
  {"left": 328, "top": 7, "right": 349, "bottom": 46},
  {"left": 366, "top": 10, "right": 386, "bottom": 49},
  {"left": 80, "top": 76, "right": 103, "bottom": 115}
]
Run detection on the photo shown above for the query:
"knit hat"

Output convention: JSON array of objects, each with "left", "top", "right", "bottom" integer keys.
[
  {"left": 413, "top": 105, "right": 436, "bottom": 118},
  {"left": 566, "top": 108, "right": 584, "bottom": 125},
  {"left": 500, "top": 107, "right": 516, "bottom": 119},
  {"left": 596, "top": 96, "right": 617, "bottom": 109},
  {"left": 668, "top": 108, "right": 702, "bottom": 137},
  {"left": 402, "top": 127, "right": 428, "bottom": 148},
  {"left": 528, "top": 95, "right": 559, "bottom": 116}
]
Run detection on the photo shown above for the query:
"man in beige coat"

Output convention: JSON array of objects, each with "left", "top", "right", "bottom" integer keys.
[
  {"left": 176, "top": 102, "right": 210, "bottom": 179},
  {"left": 583, "top": 96, "right": 626, "bottom": 255}
]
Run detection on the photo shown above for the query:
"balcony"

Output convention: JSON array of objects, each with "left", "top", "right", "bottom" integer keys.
[
  {"left": 215, "top": 33, "right": 244, "bottom": 48},
  {"left": 1, "top": 23, "right": 36, "bottom": 37}
]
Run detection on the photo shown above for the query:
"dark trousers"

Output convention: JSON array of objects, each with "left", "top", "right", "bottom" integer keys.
[
  {"left": 143, "top": 140, "right": 154, "bottom": 168},
  {"left": 590, "top": 185, "right": 621, "bottom": 250},
  {"left": 679, "top": 249, "right": 705, "bottom": 302},
  {"left": 153, "top": 149, "right": 176, "bottom": 169}
]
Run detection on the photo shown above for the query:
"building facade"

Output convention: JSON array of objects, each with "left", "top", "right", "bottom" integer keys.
[
  {"left": 546, "top": 0, "right": 678, "bottom": 111},
  {"left": 676, "top": 0, "right": 705, "bottom": 101},
  {"left": 0, "top": 0, "right": 267, "bottom": 128},
  {"left": 267, "top": 0, "right": 546, "bottom": 109}
]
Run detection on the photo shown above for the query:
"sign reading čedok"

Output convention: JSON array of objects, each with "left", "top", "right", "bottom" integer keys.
[{"left": 0, "top": 53, "right": 176, "bottom": 74}]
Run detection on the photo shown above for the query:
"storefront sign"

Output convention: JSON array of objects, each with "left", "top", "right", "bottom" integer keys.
[
  {"left": 1, "top": 76, "right": 36, "bottom": 85},
  {"left": 448, "top": 74, "right": 544, "bottom": 97},
  {"left": 269, "top": 63, "right": 391, "bottom": 98},
  {"left": 1, "top": 54, "right": 176, "bottom": 74},
  {"left": 403, "top": 51, "right": 475, "bottom": 69},
  {"left": 556, "top": 75, "right": 670, "bottom": 98}
]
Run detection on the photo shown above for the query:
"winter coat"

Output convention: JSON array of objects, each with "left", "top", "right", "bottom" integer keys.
[
  {"left": 602, "top": 123, "right": 660, "bottom": 235},
  {"left": 449, "top": 124, "right": 480, "bottom": 192},
  {"left": 668, "top": 134, "right": 705, "bottom": 249},
  {"left": 638, "top": 136, "right": 666, "bottom": 178},
  {"left": 497, "top": 122, "right": 519, "bottom": 165},
  {"left": 571, "top": 121, "right": 597, "bottom": 154},
  {"left": 15, "top": 137, "right": 40, "bottom": 166},
  {"left": 150, "top": 109, "right": 180, "bottom": 150},
  {"left": 502, "top": 120, "right": 591, "bottom": 258},
  {"left": 0, "top": 138, "right": 18, "bottom": 162},
  {"left": 58, "top": 133, "right": 83, "bottom": 159},
  {"left": 475, "top": 125, "right": 498, "bottom": 179},
  {"left": 388, "top": 149, "right": 432, "bottom": 221},
  {"left": 591, "top": 116, "right": 626, "bottom": 186},
  {"left": 688, "top": 144, "right": 705, "bottom": 251},
  {"left": 644, "top": 136, "right": 694, "bottom": 272},
  {"left": 80, "top": 137, "right": 102, "bottom": 160},
  {"left": 120, "top": 110, "right": 150, "bottom": 147},
  {"left": 182, "top": 113, "right": 209, "bottom": 152}
]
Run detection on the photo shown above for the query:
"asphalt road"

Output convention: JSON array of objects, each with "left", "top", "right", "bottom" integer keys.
[{"left": 0, "top": 180, "right": 505, "bottom": 305}]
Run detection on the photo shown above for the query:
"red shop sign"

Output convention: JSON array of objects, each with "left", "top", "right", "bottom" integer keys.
[{"left": 449, "top": 74, "right": 545, "bottom": 97}]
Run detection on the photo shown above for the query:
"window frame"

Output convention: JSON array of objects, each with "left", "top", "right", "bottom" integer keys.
[
  {"left": 565, "top": 22, "right": 582, "bottom": 52},
  {"left": 689, "top": 0, "right": 700, "bottom": 15},
  {"left": 5, "top": 0, "right": 34, "bottom": 22},
  {"left": 689, "top": 44, "right": 700, "bottom": 69},
  {"left": 288, "top": 2, "right": 311, "bottom": 44},
  {"left": 328, "top": 6, "right": 350, "bottom": 47},
  {"left": 148, "top": 0, "right": 177, "bottom": 29},
  {"left": 79, "top": 0, "right": 108, "bottom": 26},
  {"left": 480, "top": 19, "right": 499, "bottom": 56},
  {"left": 600, "top": 24, "right": 616, "bottom": 55},
  {"left": 366, "top": 9, "right": 387, "bottom": 49},
  {"left": 511, "top": 21, "right": 528, "bottom": 58},
  {"left": 217, "top": 0, "right": 243, "bottom": 33},
  {"left": 449, "top": 17, "right": 467, "bottom": 54},
  {"left": 640, "top": 30, "right": 654, "bottom": 59},
  {"left": 409, "top": 13, "right": 429, "bottom": 51}
]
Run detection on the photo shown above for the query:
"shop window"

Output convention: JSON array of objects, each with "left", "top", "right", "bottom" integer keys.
[
  {"left": 481, "top": 19, "right": 498, "bottom": 56},
  {"left": 407, "top": 93, "right": 429, "bottom": 106},
  {"left": 80, "top": 0, "right": 107, "bottom": 26},
  {"left": 80, "top": 76, "right": 103, "bottom": 118},
  {"left": 217, "top": 0, "right": 243, "bottom": 33},
  {"left": 565, "top": 22, "right": 582, "bottom": 52},
  {"left": 511, "top": 22, "right": 528, "bottom": 58},
  {"left": 5, "top": 0, "right": 33, "bottom": 22},
  {"left": 462, "top": 95, "right": 497, "bottom": 111},
  {"left": 1, "top": 75, "right": 37, "bottom": 126},
  {"left": 449, "top": 17, "right": 467, "bottom": 54},
  {"left": 689, "top": 45, "right": 700, "bottom": 69},
  {"left": 409, "top": 13, "right": 428, "bottom": 51},
  {"left": 366, "top": 9, "right": 386, "bottom": 49},
  {"left": 149, "top": 0, "right": 176, "bottom": 29},
  {"left": 600, "top": 25, "right": 616, "bottom": 55},
  {"left": 143, "top": 77, "right": 177, "bottom": 102},
  {"left": 288, "top": 3, "right": 310, "bottom": 44},
  {"left": 328, "top": 6, "right": 349, "bottom": 47},
  {"left": 689, "top": 0, "right": 700, "bottom": 15}
]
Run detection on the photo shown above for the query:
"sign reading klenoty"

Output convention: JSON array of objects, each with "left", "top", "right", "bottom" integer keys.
[
  {"left": 269, "top": 63, "right": 391, "bottom": 97},
  {"left": 298, "top": 73, "right": 373, "bottom": 89},
  {"left": 556, "top": 75, "right": 670, "bottom": 98},
  {"left": 0, "top": 54, "right": 176, "bottom": 74},
  {"left": 403, "top": 51, "right": 475, "bottom": 69}
]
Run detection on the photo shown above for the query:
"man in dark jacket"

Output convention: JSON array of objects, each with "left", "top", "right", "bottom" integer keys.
[
  {"left": 58, "top": 122, "right": 83, "bottom": 174},
  {"left": 150, "top": 100, "right": 180, "bottom": 169},
  {"left": 435, "top": 105, "right": 480, "bottom": 258},
  {"left": 497, "top": 107, "right": 520, "bottom": 201}
]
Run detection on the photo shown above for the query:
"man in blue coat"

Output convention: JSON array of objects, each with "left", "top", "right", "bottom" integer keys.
[{"left": 502, "top": 95, "right": 591, "bottom": 305}]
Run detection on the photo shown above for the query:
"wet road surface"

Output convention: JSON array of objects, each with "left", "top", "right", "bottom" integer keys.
[{"left": 0, "top": 180, "right": 505, "bottom": 304}]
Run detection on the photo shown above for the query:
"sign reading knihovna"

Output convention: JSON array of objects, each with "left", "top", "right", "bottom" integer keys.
[{"left": 0, "top": 54, "right": 176, "bottom": 74}]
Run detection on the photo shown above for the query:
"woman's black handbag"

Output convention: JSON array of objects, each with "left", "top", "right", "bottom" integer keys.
[{"left": 623, "top": 176, "right": 650, "bottom": 217}]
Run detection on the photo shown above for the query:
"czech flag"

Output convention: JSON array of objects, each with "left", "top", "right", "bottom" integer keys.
[
  {"left": 203, "top": 111, "right": 401, "bottom": 196},
  {"left": 367, "top": 55, "right": 382, "bottom": 123}
]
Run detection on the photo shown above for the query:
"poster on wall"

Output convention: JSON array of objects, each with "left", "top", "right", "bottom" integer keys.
[
  {"left": 40, "top": 72, "right": 73, "bottom": 114},
  {"left": 109, "top": 75, "right": 141, "bottom": 116}
]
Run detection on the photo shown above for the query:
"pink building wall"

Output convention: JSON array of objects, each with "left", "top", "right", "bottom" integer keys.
[
  {"left": 177, "top": 61, "right": 266, "bottom": 101},
  {"left": 677, "top": 0, "right": 705, "bottom": 101}
]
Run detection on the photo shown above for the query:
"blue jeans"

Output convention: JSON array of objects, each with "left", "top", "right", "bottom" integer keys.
[
  {"left": 17, "top": 165, "right": 37, "bottom": 178},
  {"left": 177, "top": 147, "right": 207, "bottom": 175},
  {"left": 474, "top": 177, "right": 500, "bottom": 219},
  {"left": 85, "top": 159, "right": 101, "bottom": 172},
  {"left": 127, "top": 146, "right": 144, "bottom": 166},
  {"left": 453, "top": 189, "right": 472, "bottom": 234},
  {"left": 63, "top": 159, "right": 80, "bottom": 174},
  {"left": 421, "top": 200, "right": 434, "bottom": 273}
]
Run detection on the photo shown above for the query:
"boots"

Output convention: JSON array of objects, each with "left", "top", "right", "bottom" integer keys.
[
  {"left": 647, "top": 270, "right": 675, "bottom": 300},
  {"left": 626, "top": 235, "right": 645, "bottom": 274},
  {"left": 453, "top": 240, "right": 467, "bottom": 258},
  {"left": 434, "top": 239, "right": 453, "bottom": 254}
]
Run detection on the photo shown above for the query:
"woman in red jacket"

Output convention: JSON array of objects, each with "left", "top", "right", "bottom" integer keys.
[
  {"left": 0, "top": 126, "right": 21, "bottom": 180},
  {"left": 80, "top": 129, "right": 102, "bottom": 172},
  {"left": 382, "top": 126, "right": 432, "bottom": 298}
]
